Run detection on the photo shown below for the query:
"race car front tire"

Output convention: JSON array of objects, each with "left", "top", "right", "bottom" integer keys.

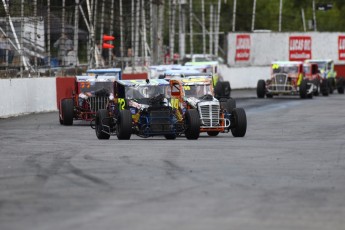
[
  {"left": 61, "top": 98, "right": 74, "bottom": 126},
  {"left": 257, "top": 80, "right": 266, "bottom": 98},
  {"left": 328, "top": 78, "right": 335, "bottom": 94},
  {"left": 337, "top": 78, "right": 344, "bottom": 94},
  {"left": 164, "top": 134, "right": 177, "bottom": 139},
  {"left": 116, "top": 109, "right": 132, "bottom": 140},
  {"left": 220, "top": 98, "right": 236, "bottom": 113},
  {"left": 299, "top": 79, "right": 308, "bottom": 99},
  {"left": 207, "top": 131, "right": 219, "bottom": 136},
  {"left": 320, "top": 80, "right": 329, "bottom": 96},
  {"left": 95, "top": 109, "right": 110, "bottom": 140},
  {"left": 230, "top": 108, "right": 247, "bottom": 137},
  {"left": 184, "top": 109, "right": 200, "bottom": 140}
]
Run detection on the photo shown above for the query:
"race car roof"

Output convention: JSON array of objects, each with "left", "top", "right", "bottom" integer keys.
[
  {"left": 184, "top": 61, "right": 218, "bottom": 66},
  {"left": 271, "top": 61, "right": 303, "bottom": 66},
  {"left": 117, "top": 79, "right": 169, "bottom": 86},
  {"left": 76, "top": 75, "right": 117, "bottom": 82},
  {"left": 149, "top": 64, "right": 182, "bottom": 71},
  {"left": 171, "top": 76, "right": 212, "bottom": 85},
  {"left": 164, "top": 69, "right": 201, "bottom": 75},
  {"left": 304, "top": 59, "right": 333, "bottom": 63},
  {"left": 86, "top": 68, "right": 122, "bottom": 74}
]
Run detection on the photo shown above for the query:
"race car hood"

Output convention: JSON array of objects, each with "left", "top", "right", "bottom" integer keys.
[{"left": 186, "top": 95, "right": 219, "bottom": 108}]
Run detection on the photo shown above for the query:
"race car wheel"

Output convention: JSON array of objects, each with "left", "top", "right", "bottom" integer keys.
[
  {"left": 320, "top": 80, "right": 329, "bottom": 96},
  {"left": 313, "top": 80, "right": 320, "bottom": 96},
  {"left": 299, "top": 79, "right": 308, "bottom": 99},
  {"left": 116, "top": 109, "right": 132, "bottom": 140},
  {"left": 95, "top": 109, "right": 110, "bottom": 140},
  {"left": 230, "top": 108, "right": 247, "bottom": 137},
  {"left": 61, "top": 98, "right": 74, "bottom": 126},
  {"left": 184, "top": 109, "right": 200, "bottom": 140},
  {"left": 214, "top": 81, "right": 231, "bottom": 99},
  {"left": 337, "top": 78, "right": 344, "bottom": 94},
  {"left": 164, "top": 134, "right": 177, "bottom": 140},
  {"left": 220, "top": 98, "right": 236, "bottom": 113},
  {"left": 207, "top": 131, "right": 219, "bottom": 136},
  {"left": 328, "top": 78, "right": 335, "bottom": 94},
  {"left": 257, "top": 80, "right": 266, "bottom": 98}
]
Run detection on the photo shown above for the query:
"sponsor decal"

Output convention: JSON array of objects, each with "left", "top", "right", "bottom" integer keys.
[
  {"left": 235, "top": 34, "right": 251, "bottom": 61},
  {"left": 338, "top": 36, "right": 345, "bottom": 60},
  {"left": 289, "top": 36, "right": 312, "bottom": 61}
]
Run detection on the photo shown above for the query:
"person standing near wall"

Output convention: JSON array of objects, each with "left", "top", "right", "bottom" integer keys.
[
  {"left": 53, "top": 33, "right": 73, "bottom": 66},
  {"left": 0, "top": 34, "right": 14, "bottom": 65}
]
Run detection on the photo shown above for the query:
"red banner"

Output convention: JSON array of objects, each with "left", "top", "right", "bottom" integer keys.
[
  {"left": 289, "top": 36, "right": 312, "bottom": 61},
  {"left": 235, "top": 34, "right": 251, "bottom": 61},
  {"left": 338, "top": 36, "right": 345, "bottom": 60}
]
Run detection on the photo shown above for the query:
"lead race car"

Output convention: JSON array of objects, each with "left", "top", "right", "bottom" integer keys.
[{"left": 92, "top": 79, "right": 200, "bottom": 140}]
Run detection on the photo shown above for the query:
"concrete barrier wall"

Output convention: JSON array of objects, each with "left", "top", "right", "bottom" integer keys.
[
  {"left": 0, "top": 78, "right": 57, "bottom": 118},
  {"left": 227, "top": 32, "right": 345, "bottom": 66},
  {"left": 219, "top": 65, "right": 270, "bottom": 89}
]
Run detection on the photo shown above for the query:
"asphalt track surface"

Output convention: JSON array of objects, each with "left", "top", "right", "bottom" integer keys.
[{"left": 1, "top": 89, "right": 345, "bottom": 230}]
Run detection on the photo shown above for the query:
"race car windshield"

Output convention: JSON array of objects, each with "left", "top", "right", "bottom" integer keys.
[
  {"left": 303, "top": 66, "right": 310, "bottom": 73},
  {"left": 125, "top": 85, "right": 169, "bottom": 100},
  {"left": 311, "top": 61, "right": 326, "bottom": 70},
  {"left": 184, "top": 84, "right": 212, "bottom": 98},
  {"left": 273, "top": 66, "right": 298, "bottom": 74},
  {"left": 79, "top": 82, "right": 114, "bottom": 94}
]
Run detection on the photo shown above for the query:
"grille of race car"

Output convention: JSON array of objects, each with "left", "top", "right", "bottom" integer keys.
[
  {"left": 149, "top": 107, "right": 173, "bottom": 133},
  {"left": 274, "top": 74, "right": 287, "bottom": 91},
  {"left": 87, "top": 96, "right": 109, "bottom": 112},
  {"left": 198, "top": 101, "right": 220, "bottom": 127}
]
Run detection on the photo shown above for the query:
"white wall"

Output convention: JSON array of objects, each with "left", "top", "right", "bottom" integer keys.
[
  {"left": 0, "top": 78, "right": 57, "bottom": 118},
  {"left": 227, "top": 32, "right": 345, "bottom": 66},
  {"left": 219, "top": 65, "right": 270, "bottom": 89}
]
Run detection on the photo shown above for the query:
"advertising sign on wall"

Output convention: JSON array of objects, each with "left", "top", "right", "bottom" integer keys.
[
  {"left": 338, "top": 36, "right": 345, "bottom": 60},
  {"left": 289, "top": 36, "right": 312, "bottom": 61},
  {"left": 235, "top": 34, "right": 251, "bottom": 61}
]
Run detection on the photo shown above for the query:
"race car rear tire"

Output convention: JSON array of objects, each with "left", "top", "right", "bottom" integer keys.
[
  {"left": 320, "top": 80, "right": 329, "bottom": 96},
  {"left": 164, "top": 134, "right": 177, "bottom": 139},
  {"left": 257, "top": 80, "right": 266, "bottom": 98},
  {"left": 61, "top": 98, "right": 74, "bottom": 126},
  {"left": 299, "top": 79, "right": 308, "bottom": 99},
  {"left": 337, "top": 78, "right": 344, "bottom": 94},
  {"left": 221, "top": 98, "right": 236, "bottom": 113},
  {"left": 184, "top": 109, "right": 200, "bottom": 140},
  {"left": 230, "top": 108, "right": 247, "bottom": 137},
  {"left": 207, "top": 131, "right": 219, "bottom": 136},
  {"left": 116, "top": 110, "right": 132, "bottom": 140},
  {"left": 95, "top": 109, "right": 110, "bottom": 140}
]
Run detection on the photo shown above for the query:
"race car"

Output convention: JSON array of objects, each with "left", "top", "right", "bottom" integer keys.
[
  {"left": 57, "top": 72, "right": 119, "bottom": 126},
  {"left": 303, "top": 62, "right": 327, "bottom": 96},
  {"left": 257, "top": 61, "right": 315, "bottom": 99},
  {"left": 92, "top": 79, "right": 200, "bottom": 140},
  {"left": 169, "top": 75, "right": 246, "bottom": 137},
  {"left": 184, "top": 61, "right": 232, "bottom": 100},
  {"left": 305, "top": 59, "right": 344, "bottom": 94}
]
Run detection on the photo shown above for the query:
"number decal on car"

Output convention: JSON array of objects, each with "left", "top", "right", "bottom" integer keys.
[
  {"left": 80, "top": 82, "right": 90, "bottom": 89},
  {"left": 118, "top": 98, "right": 126, "bottom": 110},
  {"left": 171, "top": 98, "right": 179, "bottom": 109}
]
